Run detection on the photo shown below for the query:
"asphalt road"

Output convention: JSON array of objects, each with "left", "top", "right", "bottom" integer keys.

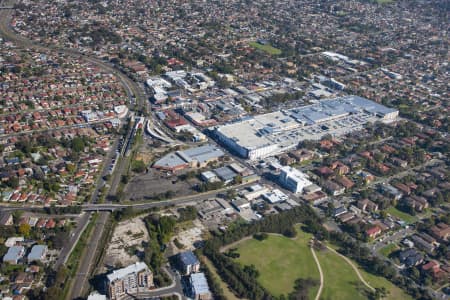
[
  {"left": 130, "top": 267, "right": 184, "bottom": 299},
  {"left": 83, "top": 181, "right": 256, "bottom": 211},
  {"left": 53, "top": 212, "right": 91, "bottom": 269},
  {"left": 69, "top": 212, "right": 110, "bottom": 299}
]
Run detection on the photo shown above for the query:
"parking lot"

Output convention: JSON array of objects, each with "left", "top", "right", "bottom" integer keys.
[{"left": 124, "top": 168, "right": 201, "bottom": 201}]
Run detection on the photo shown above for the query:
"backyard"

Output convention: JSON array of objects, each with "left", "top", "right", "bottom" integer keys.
[{"left": 386, "top": 206, "right": 418, "bottom": 224}]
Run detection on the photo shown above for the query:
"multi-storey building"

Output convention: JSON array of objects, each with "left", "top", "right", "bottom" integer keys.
[{"left": 107, "top": 262, "right": 154, "bottom": 300}]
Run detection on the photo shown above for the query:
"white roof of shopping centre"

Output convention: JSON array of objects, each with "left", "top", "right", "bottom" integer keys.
[{"left": 215, "top": 96, "right": 398, "bottom": 152}]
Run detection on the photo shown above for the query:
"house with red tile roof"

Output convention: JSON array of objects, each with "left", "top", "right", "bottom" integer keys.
[{"left": 366, "top": 226, "right": 382, "bottom": 239}]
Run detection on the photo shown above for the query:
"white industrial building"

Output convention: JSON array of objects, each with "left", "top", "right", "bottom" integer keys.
[
  {"left": 279, "top": 166, "right": 313, "bottom": 194},
  {"left": 213, "top": 96, "right": 398, "bottom": 160}
]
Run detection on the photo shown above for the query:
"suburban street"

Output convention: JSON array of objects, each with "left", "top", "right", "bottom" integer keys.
[{"left": 369, "top": 227, "right": 414, "bottom": 254}]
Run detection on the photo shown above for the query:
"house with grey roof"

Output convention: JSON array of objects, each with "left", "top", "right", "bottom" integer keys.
[
  {"left": 3, "top": 246, "right": 25, "bottom": 264},
  {"left": 27, "top": 245, "right": 47, "bottom": 262}
]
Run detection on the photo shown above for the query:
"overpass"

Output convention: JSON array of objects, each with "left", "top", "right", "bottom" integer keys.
[{"left": 0, "top": 181, "right": 257, "bottom": 212}]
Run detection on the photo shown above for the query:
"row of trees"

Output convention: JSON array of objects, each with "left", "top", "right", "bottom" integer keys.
[{"left": 143, "top": 214, "right": 175, "bottom": 287}]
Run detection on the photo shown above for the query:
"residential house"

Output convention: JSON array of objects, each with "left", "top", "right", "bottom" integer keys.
[
  {"left": 380, "top": 184, "right": 403, "bottom": 201},
  {"left": 0, "top": 213, "right": 13, "bottom": 226},
  {"left": 330, "top": 161, "right": 350, "bottom": 175},
  {"left": 398, "top": 249, "right": 424, "bottom": 267},
  {"left": 335, "top": 176, "right": 355, "bottom": 189},
  {"left": 430, "top": 223, "right": 450, "bottom": 242},
  {"left": 402, "top": 196, "right": 429, "bottom": 212},
  {"left": 366, "top": 226, "right": 382, "bottom": 239},
  {"left": 393, "top": 183, "right": 411, "bottom": 195},
  {"left": 333, "top": 206, "right": 347, "bottom": 217},
  {"left": 421, "top": 261, "right": 442, "bottom": 279},
  {"left": 3, "top": 246, "right": 25, "bottom": 264},
  {"left": 357, "top": 199, "right": 379, "bottom": 212},
  {"left": 323, "top": 180, "right": 345, "bottom": 196},
  {"left": 411, "top": 235, "right": 435, "bottom": 254}
]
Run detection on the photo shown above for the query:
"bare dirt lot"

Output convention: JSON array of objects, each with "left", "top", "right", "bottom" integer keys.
[
  {"left": 171, "top": 219, "right": 206, "bottom": 254},
  {"left": 124, "top": 168, "right": 201, "bottom": 201},
  {"left": 104, "top": 216, "right": 149, "bottom": 268}
]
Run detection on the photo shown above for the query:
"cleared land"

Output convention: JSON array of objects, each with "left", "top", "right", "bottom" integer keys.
[
  {"left": 386, "top": 206, "right": 418, "bottom": 224},
  {"left": 104, "top": 216, "right": 149, "bottom": 268},
  {"left": 235, "top": 229, "right": 320, "bottom": 298},
  {"left": 125, "top": 168, "right": 199, "bottom": 201},
  {"left": 249, "top": 42, "right": 282, "bottom": 55}
]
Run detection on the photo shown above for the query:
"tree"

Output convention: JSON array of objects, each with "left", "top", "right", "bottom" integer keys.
[
  {"left": 225, "top": 189, "right": 237, "bottom": 200},
  {"left": 132, "top": 160, "right": 146, "bottom": 173},
  {"left": 19, "top": 223, "right": 31, "bottom": 237},
  {"left": 326, "top": 202, "right": 335, "bottom": 217},
  {"left": 71, "top": 137, "right": 85, "bottom": 153},
  {"left": 121, "top": 175, "right": 129, "bottom": 184},
  {"left": 243, "top": 264, "right": 259, "bottom": 278},
  {"left": 371, "top": 287, "right": 389, "bottom": 300},
  {"left": 253, "top": 232, "right": 268, "bottom": 241},
  {"left": 233, "top": 175, "right": 243, "bottom": 184}
]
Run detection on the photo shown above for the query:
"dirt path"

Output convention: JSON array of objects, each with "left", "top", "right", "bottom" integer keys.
[
  {"left": 311, "top": 246, "right": 324, "bottom": 300},
  {"left": 220, "top": 236, "right": 253, "bottom": 253},
  {"left": 326, "top": 246, "right": 376, "bottom": 292}
]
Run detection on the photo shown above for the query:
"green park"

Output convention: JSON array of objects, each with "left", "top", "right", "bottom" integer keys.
[
  {"left": 231, "top": 226, "right": 411, "bottom": 300},
  {"left": 249, "top": 41, "right": 282, "bottom": 55}
]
